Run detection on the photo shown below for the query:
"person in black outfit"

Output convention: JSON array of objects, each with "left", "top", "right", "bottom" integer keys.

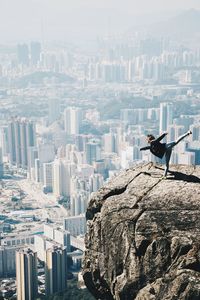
[{"left": 140, "top": 130, "right": 192, "bottom": 177}]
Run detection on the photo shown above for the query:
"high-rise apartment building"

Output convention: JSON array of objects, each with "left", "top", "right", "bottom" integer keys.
[
  {"left": 75, "top": 134, "right": 90, "bottom": 152},
  {"left": 30, "top": 42, "right": 41, "bottom": 65},
  {"left": 63, "top": 215, "right": 86, "bottom": 236},
  {"left": 38, "top": 142, "right": 55, "bottom": 164},
  {"left": 64, "top": 107, "right": 82, "bottom": 135},
  {"left": 43, "top": 224, "right": 71, "bottom": 252},
  {"left": 89, "top": 173, "right": 104, "bottom": 193},
  {"left": 0, "top": 126, "right": 9, "bottom": 157},
  {"left": 53, "top": 159, "right": 75, "bottom": 197},
  {"left": 0, "top": 148, "right": 3, "bottom": 179},
  {"left": 16, "top": 248, "right": 38, "bottom": 300},
  {"left": 53, "top": 159, "right": 62, "bottom": 197},
  {"left": 70, "top": 190, "right": 89, "bottom": 216},
  {"left": 45, "top": 246, "right": 67, "bottom": 297},
  {"left": 190, "top": 124, "right": 200, "bottom": 141},
  {"left": 17, "top": 44, "right": 29, "bottom": 65},
  {"left": 103, "top": 132, "right": 117, "bottom": 153},
  {"left": 48, "top": 98, "right": 60, "bottom": 124},
  {"left": 43, "top": 162, "right": 53, "bottom": 192},
  {"left": 34, "top": 142, "right": 55, "bottom": 184},
  {"left": 27, "top": 146, "right": 38, "bottom": 180},
  {"left": 86, "top": 139, "right": 101, "bottom": 165},
  {"left": 159, "top": 103, "right": 173, "bottom": 133},
  {"left": 8, "top": 119, "right": 35, "bottom": 169},
  {"left": 0, "top": 246, "right": 22, "bottom": 278}
]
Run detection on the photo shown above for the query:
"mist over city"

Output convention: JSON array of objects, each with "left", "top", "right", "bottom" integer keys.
[{"left": 0, "top": 0, "right": 200, "bottom": 299}]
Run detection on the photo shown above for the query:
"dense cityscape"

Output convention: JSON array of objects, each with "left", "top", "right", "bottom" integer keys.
[{"left": 0, "top": 4, "right": 200, "bottom": 300}]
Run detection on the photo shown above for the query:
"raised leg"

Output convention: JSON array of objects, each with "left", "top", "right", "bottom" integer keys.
[{"left": 175, "top": 130, "right": 192, "bottom": 146}]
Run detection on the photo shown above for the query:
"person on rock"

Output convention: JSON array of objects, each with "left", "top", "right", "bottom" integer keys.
[{"left": 140, "top": 130, "right": 192, "bottom": 178}]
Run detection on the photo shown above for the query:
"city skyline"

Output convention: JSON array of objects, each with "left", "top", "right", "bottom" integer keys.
[{"left": 0, "top": 1, "right": 200, "bottom": 298}]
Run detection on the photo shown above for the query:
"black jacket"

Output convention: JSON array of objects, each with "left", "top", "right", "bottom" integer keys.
[{"left": 140, "top": 133, "right": 167, "bottom": 159}]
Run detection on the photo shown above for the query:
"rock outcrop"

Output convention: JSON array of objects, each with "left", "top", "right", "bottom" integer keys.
[{"left": 83, "top": 163, "right": 200, "bottom": 300}]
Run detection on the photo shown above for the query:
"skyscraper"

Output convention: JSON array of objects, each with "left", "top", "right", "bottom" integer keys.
[
  {"left": 63, "top": 215, "right": 86, "bottom": 236},
  {"left": 64, "top": 107, "right": 82, "bottom": 135},
  {"left": 8, "top": 119, "right": 35, "bottom": 169},
  {"left": 103, "top": 132, "right": 117, "bottom": 153},
  {"left": 43, "top": 162, "right": 53, "bottom": 193},
  {"left": 17, "top": 44, "right": 29, "bottom": 65},
  {"left": 53, "top": 159, "right": 62, "bottom": 197},
  {"left": 190, "top": 124, "right": 200, "bottom": 141},
  {"left": 30, "top": 42, "right": 41, "bottom": 65},
  {"left": 86, "top": 139, "right": 101, "bottom": 165},
  {"left": 48, "top": 98, "right": 60, "bottom": 124},
  {"left": 16, "top": 248, "right": 38, "bottom": 300},
  {"left": 27, "top": 146, "right": 38, "bottom": 180},
  {"left": 0, "top": 148, "right": 3, "bottom": 179},
  {"left": 53, "top": 159, "right": 75, "bottom": 197},
  {"left": 159, "top": 103, "right": 173, "bottom": 133},
  {"left": 45, "top": 246, "right": 67, "bottom": 297},
  {"left": 89, "top": 173, "right": 104, "bottom": 192},
  {"left": 0, "top": 246, "right": 22, "bottom": 278},
  {"left": 70, "top": 190, "right": 89, "bottom": 216},
  {"left": 0, "top": 126, "right": 9, "bottom": 157}
]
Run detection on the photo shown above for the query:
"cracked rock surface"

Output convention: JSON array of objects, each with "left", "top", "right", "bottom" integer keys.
[{"left": 83, "top": 163, "right": 200, "bottom": 300}]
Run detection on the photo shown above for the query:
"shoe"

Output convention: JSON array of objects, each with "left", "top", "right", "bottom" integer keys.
[{"left": 187, "top": 130, "right": 192, "bottom": 135}]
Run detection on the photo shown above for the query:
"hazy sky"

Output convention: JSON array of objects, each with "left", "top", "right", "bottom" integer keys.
[{"left": 1, "top": 0, "right": 200, "bottom": 43}]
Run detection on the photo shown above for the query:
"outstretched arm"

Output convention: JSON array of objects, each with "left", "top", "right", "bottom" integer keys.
[
  {"left": 140, "top": 146, "right": 151, "bottom": 151},
  {"left": 155, "top": 132, "right": 168, "bottom": 142}
]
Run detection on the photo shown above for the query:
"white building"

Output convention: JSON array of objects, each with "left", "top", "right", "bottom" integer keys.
[
  {"left": 44, "top": 224, "right": 71, "bottom": 252},
  {"left": 44, "top": 224, "right": 54, "bottom": 240},
  {"left": 53, "top": 159, "right": 62, "bottom": 197},
  {"left": 63, "top": 214, "right": 86, "bottom": 236},
  {"left": 48, "top": 98, "right": 60, "bottom": 124},
  {"left": 53, "top": 159, "right": 75, "bottom": 197},
  {"left": 38, "top": 142, "right": 55, "bottom": 164},
  {"left": 43, "top": 162, "right": 53, "bottom": 192},
  {"left": 1, "top": 233, "right": 35, "bottom": 247},
  {"left": 70, "top": 191, "right": 89, "bottom": 216},
  {"left": 159, "top": 102, "right": 173, "bottom": 134},
  {"left": 27, "top": 146, "right": 38, "bottom": 180},
  {"left": 103, "top": 132, "right": 117, "bottom": 153},
  {"left": 34, "top": 228, "right": 70, "bottom": 262},
  {"left": 64, "top": 107, "right": 82, "bottom": 135},
  {"left": 54, "top": 228, "right": 70, "bottom": 252},
  {"left": 0, "top": 126, "right": 9, "bottom": 157},
  {"left": 77, "top": 164, "right": 94, "bottom": 180},
  {"left": 89, "top": 174, "right": 104, "bottom": 193},
  {"left": 178, "top": 152, "right": 195, "bottom": 165},
  {"left": 34, "top": 235, "right": 47, "bottom": 261}
]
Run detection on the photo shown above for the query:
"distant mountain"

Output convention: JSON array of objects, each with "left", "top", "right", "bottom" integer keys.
[
  {"left": 128, "top": 9, "right": 200, "bottom": 38},
  {"left": 149, "top": 9, "right": 200, "bottom": 37}
]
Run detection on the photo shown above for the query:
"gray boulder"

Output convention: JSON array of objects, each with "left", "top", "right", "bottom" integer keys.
[{"left": 83, "top": 163, "right": 200, "bottom": 300}]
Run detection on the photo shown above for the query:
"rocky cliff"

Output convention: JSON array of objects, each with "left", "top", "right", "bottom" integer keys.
[{"left": 83, "top": 163, "right": 200, "bottom": 300}]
